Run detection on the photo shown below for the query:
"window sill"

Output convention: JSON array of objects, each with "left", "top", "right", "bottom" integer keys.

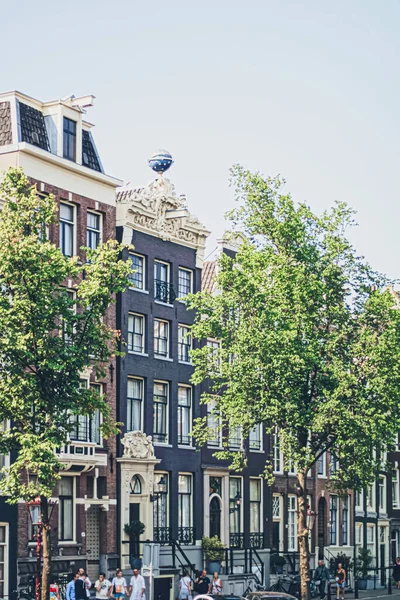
[
  {"left": 178, "top": 445, "right": 195, "bottom": 450},
  {"left": 128, "top": 351, "right": 149, "bottom": 357},
  {"left": 154, "top": 442, "right": 172, "bottom": 448},
  {"left": 273, "top": 470, "right": 284, "bottom": 475},
  {"left": 57, "top": 541, "right": 78, "bottom": 546},
  {"left": 178, "top": 360, "right": 192, "bottom": 366},
  {"left": 154, "top": 355, "right": 173, "bottom": 362},
  {"left": 317, "top": 475, "right": 327, "bottom": 479},
  {"left": 207, "top": 445, "right": 223, "bottom": 450},
  {"left": 249, "top": 449, "right": 264, "bottom": 453},
  {"left": 154, "top": 300, "right": 174, "bottom": 308},
  {"left": 129, "top": 287, "right": 149, "bottom": 294}
]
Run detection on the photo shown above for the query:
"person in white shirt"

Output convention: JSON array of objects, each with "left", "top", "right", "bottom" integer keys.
[
  {"left": 111, "top": 569, "right": 128, "bottom": 599},
  {"left": 179, "top": 571, "right": 192, "bottom": 600},
  {"left": 129, "top": 569, "right": 145, "bottom": 600},
  {"left": 95, "top": 573, "right": 112, "bottom": 599},
  {"left": 78, "top": 569, "right": 92, "bottom": 599}
]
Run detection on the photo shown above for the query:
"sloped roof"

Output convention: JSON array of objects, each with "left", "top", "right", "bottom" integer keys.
[{"left": 202, "top": 260, "right": 216, "bottom": 293}]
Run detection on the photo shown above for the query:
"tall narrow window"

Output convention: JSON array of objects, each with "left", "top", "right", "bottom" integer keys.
[
  {"left": 154, "top": 319, "right": 169, "bottom": 358},
  {"left": 177, "top": 386, "right": 192, "bottom": 445},
  {"left": 178, "top": 474, "right": 193, "bottom": 544},
  {"left": 342, "top": 495, "right": 349, "bottom": 545},
  {"left": 379, "top": 477, "right": 386, "bottom": 512},
  {"left": 288, "top": 495, "right": 297, "bottom": 551},
  {"left": 229, "top": 426, "right": 242, "bottom": 451},
  {"left": 273, "top": 427, "right": 283, "bottom": 473},
  {"left": 154, "top": 260, "right": 174, "bottom": 303},
  {"left": 0, "top": 525, "right": 8, "bottom": 599},
  {"left": 153, "top": 382, "right": 168, "bottom": 443},
  {"left": 0, "top": 420, "right": 10, "bottom": 474},
  {"left": 330, "top": 495, "right": 338, "bottom": 545},
  {"left": 207, "top": 339, "right": 221, "bottom": 373},
  {"left": 59, "top": 477, "right": 74, "bottom": 541},
  {"left": 60, "top": 203, "right": 75, "bottom": 257},
  {"left": 89, "top": 383, "right": 102, "bottom": 445},
  {"left": 249, "top": 424, "right": 262, "bottom": 451},
  {"left": 249, "top": 479, "right": 262, "bottom": 539},
  {"left": 317, "top": 453, "right": 326, "bottom": 477},
  {"left": 229, "top": 478, "right": 242, "bottom": 547},
  {"left": 367, "top": 483, "right": 375, "bottom": 510},
  {"left": 63, "top": 117, "right": 76, "bottom": 161},
  {"left": 207, "top": 399, "right": 221, "bottom": 447},
  {"left": 127, "top": 378, "right": 143, "bottom": 432},
  {"left": 128, "top": 313, "right": 145, "bottom": 354},
  {"left": 393, "top": 470, "right": 399, "bottom": 509},
  {"left": 87, "top": 212, "right": 101, "bottom": 250},
  {"left": 153, "top": 473, "right": 169, "bottom": 543},
  {"left": 62, "top": 289, "right": 75, "bottom": 347},
  {"left": 178, "top": 268, "right": 193, "bottom": 299},
  {"left": 129, "top": 254, "right": 145, "bottom": 290},
  {"left": 178, "top": 325, "right": 192, "bottom": 362}
]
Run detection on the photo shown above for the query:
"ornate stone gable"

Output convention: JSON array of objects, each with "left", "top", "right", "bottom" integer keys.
[{"left": 116, "top": 177, "right": 210, "bottom": 265}]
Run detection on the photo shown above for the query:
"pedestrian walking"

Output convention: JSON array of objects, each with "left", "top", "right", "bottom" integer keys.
[
  {"left": 129, "top": 568, "right": 145, "bottom": 600},
  {"left": 314, "top": 560, "right": 330, "bottom": 600},
  {"left": 67, "top": 573, "right": 79, "bottom": 600},
  {"left": 335, "top": 563, "right": 346, "bottom": 600},
  {"left": 95, "top": 573, "right": 112, "bottom": 599},
  {"left": 50, "top": 578, "right": 60, "bottom": 600},
  {"left": 179, "top": 570, "right": 192, "bottom": 600},
  {"left": 111, "top": 569, "right": 128, "bottom": 599},
  {"left": 393, "top": 557, "right": 400, "bottom": 589},
  {"left": 210, "top": 573, "right": 223, "bottom": 595},
  {"left": 75, "top": 573, "right": 87, "bottom": 600},
  {"left": 194, "top": 571, "right": 210, "bottom": 597},
  {"left": 78, "top": 569, "right": 92, "bottom": 599}
]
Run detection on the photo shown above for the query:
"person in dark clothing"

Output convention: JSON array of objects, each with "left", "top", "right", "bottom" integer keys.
[
  {"left": 75, "top": 573, "right": 87, "bottom": 600},
  {"left": 194, "top": 571, "right": 210, "bottom": 596},
  {"left": 393, "top": 557, "right": 400, "bottom": 589},
  {"left": 314, "top": 560, "right": 330, "bottom": 600}
]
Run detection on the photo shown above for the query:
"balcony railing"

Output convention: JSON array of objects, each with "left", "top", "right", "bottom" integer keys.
[
  {"left": 249, "top": 532, "right": 264, "bottom": 548},
  {"left": 229, "top": 532, "right": 244, "bottom": 548},
  {"left": 178, "top": 527, "right": 195, "bottom": 545},
  {"left": 154, "top": 280, "right": 176, "bottom": 304},
  {"left": 154, "top": 527, "right": 172, "bottom": 545}
]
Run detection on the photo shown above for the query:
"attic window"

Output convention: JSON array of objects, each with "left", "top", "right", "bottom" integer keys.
[{"left": 82, "top": 152, "right": 89, "bottom": 166}]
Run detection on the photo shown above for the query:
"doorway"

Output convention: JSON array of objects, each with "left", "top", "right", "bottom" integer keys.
[
  {"left": 210, "top": 497, "right": 221, "bottom": 539},
  {"left": 129, "top": 504, "right": 140, "bottom": 560},
  {"left": 154, "top": 577, "right": 172, "bottom": 600},
  {"left": 86, "top": 506, "right": 100, "bottom": 582}
]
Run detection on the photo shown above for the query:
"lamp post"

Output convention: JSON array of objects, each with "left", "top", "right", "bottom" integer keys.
[{"left": 27, "top": 497, "right": 57, "bottom": 600}]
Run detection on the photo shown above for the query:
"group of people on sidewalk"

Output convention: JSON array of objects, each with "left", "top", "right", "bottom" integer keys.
[
  {"left": 63, "top": 568, "right": 146, "bottom": 600},
  {"left": 179, "top": 570, "right": 222, "bottom": 599},
  {"left": 314, "top": 559, "right": 346, "bottom": 600}
]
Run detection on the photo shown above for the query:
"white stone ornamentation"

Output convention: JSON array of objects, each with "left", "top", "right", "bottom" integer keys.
[{"left": 121, "top": 431, "right": 155, "bottom": 460}]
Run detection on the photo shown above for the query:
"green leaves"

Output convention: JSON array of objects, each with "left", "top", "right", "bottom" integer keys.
[
  {"left": 0, "top": 168, "right": 131, "bottom": 501},
  {"left": 188, "top": 166, "right": 400, "bottom": 491}
]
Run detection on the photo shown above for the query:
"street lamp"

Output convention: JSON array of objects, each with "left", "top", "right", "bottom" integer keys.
[
  {"left": 27, "top": 497, "right": 57, "bottom": 600},
  {"left": 229, "top": 491, "right": 242, "bottom": 514},
  {"left": 307, "top": 508, "right": 317, "bottom": 531},
  {"left": 150, "top": 474, "right": 167, "bottom": 502}
]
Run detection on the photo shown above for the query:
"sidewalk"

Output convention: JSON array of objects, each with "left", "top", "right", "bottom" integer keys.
[{"left": 333, "top": 589, "right": 400, "bottom": 600}]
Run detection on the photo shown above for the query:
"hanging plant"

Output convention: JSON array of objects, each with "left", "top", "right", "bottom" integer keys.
[{"left": 124, "top": 520, "right": 145, "bottom": 537}]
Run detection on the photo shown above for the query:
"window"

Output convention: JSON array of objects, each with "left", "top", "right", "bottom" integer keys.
[
  {"left": 153, "top": 381, "right": 168, "bottom": 443},
  {"left": 330, "top": 454, "right": 338, "bottom": 475},
  {"left": 367, "top": 483, "right": 375, "bottom": 510},
  {"left": 89, "top": 383, "right": 102, "bottom": 445},
  {"left": 0, "top": 420, "right": 10, "bottom": 474},
  {"left": 0, "top": 524, "right": 8, "bottom": 599},
  {"left": 367, "top": 525, "right": 374, "bottom": 556},
  {"left": 154, "top": 319, "right": 169, "bottom": 358},
  {"left": 288, "top": 495, "right": 297, "bottom": 551},
  {"left": 249, "top": 424, "right": 262, "bottom": 451},
  {"left": 127, "top": 378, "right": 143, "bottom": 432},
  {"left": 229, "top": 478, "right": 242, "bottom": 536},
  {"left": 178, "top": 268, "right": 193, "bottom": 299},
  {"left": 130, "top": 475, "right": 142, "bottom": 495},
  {"left": 154, "top": 260, "right": 174, "bottom": 303},
  {"left": 317, "top": 453, "right": 326, "bottom": 477},
  {"left": 59, "top": 477, "right": 74, "bottom": 541},
  {"left": 177, "top": 386, "right": 192, "bottom": 445},
  {"left": 379, "top": 477, "right": 386, "bottom": 512},
  {"left": 250, "top": 479, "right": 262, "bottom": 533},
  {"left": 128, "top": 313, "right": 145, "bottom": 354},
  {"left": 272, "top": 495, "right": 281, "bottom": 519},
  {"left": 393, "top": 469, "right": 399, "bottom": 508},
  {"left": 62, "top": 290, "right": 75, "bottom": 346},
  {"left": 342, "top": 495, "right": 349, "bottom": 545},
  {"left": 207, "top": 339, "right": 221, "bottom": 373},
  {"left": 153, "top": 473, "right": 169, "bottom": 538},
  {"left": 178, "top": 474, "right": 193, "bottom": 543},
  {"left": 287, "top": 459, "right": 297, "bottom": 475},
  {"left": 69, "top": 381, "right": 101, "bottom": 444},
  {"left": 178, "top": 324, "right": 192, "bottom": 363},
  {"left": 63, "top": 117, "right": 76, "bottom": 161},
  {"left": 207, "top": 399, "right": 221, "bottom": 447},
  {"left": 273, "top": 427, "right": 283, "bottom": 473},
  {"left": 229, "top": 426, "right": 242, "bottom": 451},
  {"left": 129, "top": 254, "right": 145, "bottom": 291},
  {"left": 28, "top": 505, "right": 40, "bottom": 541},
  {"left": 356, "top": 489, "right": 364, "bottom": 510},
  {"left": 59, "top": 202, "right": 75, "bottom": 257},
  {"left": 356, "top": 524, "right": 363, "bottom": 547},
  {"left": 87, "top": 211, "right": 101, "bottom": 251},
  {"left": 330, "top": 495, "right": 338, "bottom": 545}
]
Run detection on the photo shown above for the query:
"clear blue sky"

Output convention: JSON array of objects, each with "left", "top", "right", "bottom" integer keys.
[{"left": 2, "top": 0, "right": 399, "bottom": 275}]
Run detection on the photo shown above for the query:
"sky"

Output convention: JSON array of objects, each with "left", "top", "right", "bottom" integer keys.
[{"left": 1, "top": 0, "right": 400, "bottom": 275}]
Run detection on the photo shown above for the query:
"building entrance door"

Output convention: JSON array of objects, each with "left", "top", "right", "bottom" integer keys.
[
  {"left": 210, "top": 497, "right": 221, "bottom": 539},
  {"left": 86, "top": 506, "right": 100, "bottom": 582},
  {"left": 154, "top": 577, "right": 171, "bottom": 600}
]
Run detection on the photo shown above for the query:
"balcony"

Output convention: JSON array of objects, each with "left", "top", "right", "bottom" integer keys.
[
  {"left": 154, "top": 280, "right": 176, "bottom": 304},
  {"left": 178, "top": 526, "right": 195, "bottom": 545},
  {"left": 154, "top": 526, "right": 172, "bottom": 545},
  {"left": 229, "top": 532, "right": 244, "bottom": 548},
  {"left": 249, "top": 532, "right": 264, "bottom": 549},
  {"left": 56, "top": 441, "right": 107, "bottom": 472}
]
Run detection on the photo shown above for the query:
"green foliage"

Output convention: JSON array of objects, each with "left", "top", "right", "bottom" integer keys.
[
  {"left": 355, "top": 548, "right": 373, "bottom": 579},
  {"left": 187, "top": 164, "right": 400, "bottom": 492},
  {"left": 201, "top": 536, "right": 225, "bottom": 561},
  {"left": 0, "top": 168, "right": 132, "bottom": 502},
  {"left": 124, "top": 520, "right": 146, "bottom": 537}
]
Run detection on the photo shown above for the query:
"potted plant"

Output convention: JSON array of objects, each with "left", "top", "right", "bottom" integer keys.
[
  {"left": 355, "top": 548, "right": 373, "bottom": 590},
  {"left": 124, "top": 520, "right": 145, "bottom": 568},
  {"left": 202, "top": 536, "right": 225, "bottom": 574},
  {"left": 270, "top": 553, "right": 286, "bottom": 575}
]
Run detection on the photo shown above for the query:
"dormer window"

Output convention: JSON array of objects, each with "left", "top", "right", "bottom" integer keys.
[{"left": 63, "top": 117, "right": 76, "bottom": 162}]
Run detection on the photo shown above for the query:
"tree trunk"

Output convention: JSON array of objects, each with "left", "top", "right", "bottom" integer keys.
[
  {"left": 297, "top": 471, "right": 310, "bottom": 600},
  {"left": 41, "top": 497, "right": 51, "bottom": 600}
]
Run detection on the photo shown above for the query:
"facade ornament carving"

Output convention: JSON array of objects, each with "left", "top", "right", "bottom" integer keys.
[{"left": 121, "top": 430, "right": 155, "bottom": 460}]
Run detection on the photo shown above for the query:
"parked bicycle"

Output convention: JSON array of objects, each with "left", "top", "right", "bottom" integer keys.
[{"left": 269, "top": 574, "right": 316, "bottom": 598}]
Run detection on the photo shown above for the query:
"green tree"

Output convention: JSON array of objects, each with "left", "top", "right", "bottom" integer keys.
[
  {"left": 187, "top": 166, "right": 400, "bottom": 600},
  {"left": 0, "top": 168, "right": 132, "bottom": 600}
]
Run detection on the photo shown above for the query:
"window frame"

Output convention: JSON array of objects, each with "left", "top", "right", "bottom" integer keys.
[
  {"left": 249, "top": 423, "right": 263, "bottom": 452},
  {"left": 63, "top": 117, "right": 77, "bottom": 162},
  {"left": 58, "top": 476, "right": 75, "bottom": 542},
  {"left": 342, "top": 495, "right": 349, "bottom": 545},
  {"left": 127, "top": 377, "right": 144, "bottom": 432},
  {"left": 153, "top": 471, "right": 169, "bottom": 531},
  {"left": 129, "top": 253, "right": 146, "bottom": 292},
  {"left": 178, "top": 324, "right": 192, "bottom": 363},
  {"left": 273, "top": 427, "right": 283, "bottom": 474},
  {"left": 178, "top": 473, "right": 193, "bottom": 529},
  {"left": 154, "top": 318, "right": 170, "bottom": 359},
  {"left": 128, "top": 313, "right": 146, "bottom": 355},
  {"left": 207, "top": 398, "right": 222, "bottom": 448},
  {"left": 0, "top": 523, "right": 9, "bottom": 599},
  {"left": 178, "top": 267, "right": 193, "bottom": 300},
  {"left": 177, "top": 385, "right": 192, "bottom": 446},
  {"left": 249, "top": 478, "right": 262, "bottom": 534},
  {"left": 59, "top": 201, "right": 76, "bottom": 258},
  {"left": 329, "top": 495, "right": 338, "bottom": 546},
  {"left": 317, "top": 453, "right": 327, "bottom": 478},
  {"left": 86, "top": 210, "right": 102, "bottom": 251},
  {"left": 153, "top": 380, "right": 169, "bottom": 444},
  {"left": 288, "top": 495, "right": 297, "bottom": 551}
]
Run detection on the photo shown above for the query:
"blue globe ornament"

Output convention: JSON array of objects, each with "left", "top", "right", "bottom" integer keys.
[{"left": 148, "top": 149, "right": 174, "bottom": 174}]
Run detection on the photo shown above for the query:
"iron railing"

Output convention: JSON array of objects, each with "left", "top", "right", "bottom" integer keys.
[
  {"left": 153, "top": 526, "right": 172, "bottom": 545},
  {"left": 230, "top": 532, "right": 244, "bottom": 548},
  {"left": 177, "top": 526, "right": 195, "bottom": 545},
  {"left": 249, "top": 532, "right": 264, "bottom": 549},
  {"left": 154, "top": 280, "right": 176, "bottom": 304}
]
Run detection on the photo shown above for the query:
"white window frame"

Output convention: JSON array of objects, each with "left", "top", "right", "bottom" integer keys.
[
  {"left": 288, "top": 495, "right": 297, "bottom": 551},
  {"left": 178, "top": 267, "right": 193, "bottom": 300},
  {"left": 207, "top": 398, "right": 222, "bottom": 448},
  {"left": 367, "top": 482, "right": 376, "bottom": 512},
  {"left": 86, "top": 210, "right": 102, "bottom": 251},
  {"left": 59, "top": 201, "right": 76, "bottom": 257},
  {"left": 127, "top": 377, "right": 144, "bottom": 432},
  {"left": 0, "top": 523, "right": 9, "bottom": 599},
  {"left": 129, "top": 253, "right": 146, "bottom": 292},
  {"left": 356, "top": 489, "right": 364, "bottom": 511},
  {"left": 178, "top": 473, "right": 193, "bottom": 530},
  {"left": 393, "top": 469, "right": 399, "bottom": 509},
  {"left": 154, "top": 319, "right": 170, "bottom": 359},
  {"left": 154, "top": 260, "right": 172, "bottom": 305},
  {"left": 177, "top": 384, "right": 192, "bottom": 447},
  {"left": 153, "top": 380, "right": 169, "bottom": 445},
  {"left": 58, "top": 476, "right": 76, "bottom": 544},
  {"left": 153, "top": 471, "right": 169, "bottom": 530},
  {"left": 229, "top": 476, "right": 244, "bottom": 537},
  {"left": 342, "top": 495, "right": 350, "bottom": 546},
  {"left": 249, "top": 423, "right": 263, "bottom": 452},
  {"left": 128, "top": 312, "right": 146, "bottom": 355},
  {"left": 329, "top": 495, "right": 339, "bottom": 546},
  {"left": 367, "top": 524, "right": 375, "bottom": 555},
  {"left": 287, "top": 458, "right": 297, "bottom": 475},
  {"left": 356, "top": 523, "right": 363, "bottom": 547},
  {"left": 0, "top": 420, "right": 10, "bottom": 472},
  {"left": 379, "top": 476, "right": 387, "bottom": 513},
  {"left": 229, "top": 426, "right": 242, "bottom": 451},
  {"left": 272, "top": 494, "right": 284, "bottom": 552},
  {"left": 317, "top": 452, "right": 327, "bottom": 478},
  {"left": 273, "top": 427, "right": 283, "bottom": 474},
  {"left": 249, "top": 478, "right": 263, "bottom": 535},
  {"left": 178, "top": 324, "right": 192, "bottom": 363}
]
